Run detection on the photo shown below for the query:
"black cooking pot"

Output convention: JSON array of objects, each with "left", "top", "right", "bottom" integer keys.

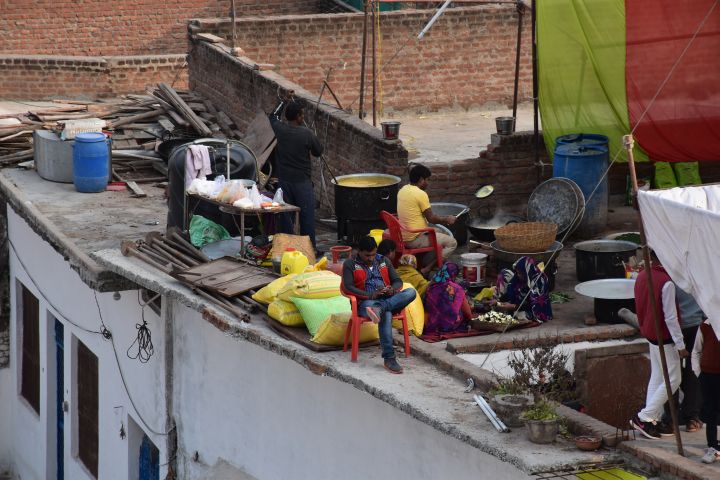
[
  {"left": 468, "top": 215, "right": 523, "bottom": 242},
  {"left": 594, "top": 298, "right": 636, "bottom": 324},
  {"left": 431, "top": 202, "right": 469, "bottom": 246},
  {"left": 574, "top": 240, "right": 638, "bottom": 282},
  {"left": 333, "top": 173, "right": 401, "bottom": 243}
]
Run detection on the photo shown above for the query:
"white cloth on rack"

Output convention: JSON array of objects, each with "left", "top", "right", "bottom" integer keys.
[
  {"left": 185, "top": 145, "right": 212, "bottom": 189},
  {"left": 638, "top": 185, "right": 720, "bottom": 341}
]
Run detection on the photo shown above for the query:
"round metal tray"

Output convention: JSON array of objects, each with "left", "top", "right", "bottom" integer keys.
[
  {"left": 574, "top": 278, "right": 636, "bottom": 299},
  {"left": 527, "top": 177, "right": 585, "bottom": 237}
]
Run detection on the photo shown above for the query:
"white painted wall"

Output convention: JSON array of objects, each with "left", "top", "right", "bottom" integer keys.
[
  {"left": 0, "top": 368, "right": 12, "bottom": 474},
  {"left": 2, "top": 207, "right": 168, "bottom": 480},
  {"left": 172, "top": 302, "right": 532, "bottom": 480}
]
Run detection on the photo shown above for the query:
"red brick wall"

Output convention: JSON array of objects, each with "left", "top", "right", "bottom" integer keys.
[
  {"left": 192, "top": 5, "right": 533, "bottom": 112},
  {"left": 0, "top": 55, "right": 188, "bottom": 100},
  {"left": 423, "top": 132, "right": 551, "bottom": 217},
  {"left": 1, "top": 0, "right": 325, "bottom": 56},
  {"left": 188, "top": 41, "right": 407, "bottom": 214}
]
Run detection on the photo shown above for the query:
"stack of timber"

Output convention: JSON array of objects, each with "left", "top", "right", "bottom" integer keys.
[{"left": 0, "top": 84, "right": 243, "bottom": 181}]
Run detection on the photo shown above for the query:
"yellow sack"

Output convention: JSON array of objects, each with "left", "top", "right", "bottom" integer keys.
[
  {"left": 474, "top": 287, "right": 495, "bottom": 302},
  {"left": 391, "top": 283, "right": 425, "bottom": 336},
  {"left": 303, "top": 256, "right": 328, "bottom": 273},
  {"left": 277, "top": 271, "right": 341, "bottom": 301},
  {"left": 252, "top": 274, "right": 296, "bottom": 305},
  {"left": 267, "top": 299, "right": 304, "bottom": 327},
  {"left": 312, "top": 312, "right": 379, "bottom": 346}
]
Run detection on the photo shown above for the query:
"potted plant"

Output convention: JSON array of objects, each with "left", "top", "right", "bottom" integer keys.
[
  {"left": 488, "top": 382, "right": 534, "bottom": 428},
  {"left": 521, "top": 399, "right": 559, "bottom": 444}
]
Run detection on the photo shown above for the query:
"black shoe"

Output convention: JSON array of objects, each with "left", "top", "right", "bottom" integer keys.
[
  {"left": 384, "top": 357, "right": 403, "bottom": 374},
  {"left": 657, "top": 422, "right": 675, "bottom": 437},
  {"left": 630, "top": 415, "right": 661, "bottom": 440}
]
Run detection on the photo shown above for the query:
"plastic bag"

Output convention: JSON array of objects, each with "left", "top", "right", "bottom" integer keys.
[
  {"left": 189, "top": 215, "right": 231, "bottom": 248},
  {"left": 233, "top": 197, "right": 253, "bottom": 209},
  {"left": 273, "top": 188, "right": 285, "bottom": 205},
  {"left": 248, "top": 185, "right": 262, "bottom": 208},
  {"left": 209, "top": 176, "right": 226, "bottom": 199}
]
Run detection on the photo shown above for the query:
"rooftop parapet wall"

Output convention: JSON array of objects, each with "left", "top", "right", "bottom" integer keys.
[
  {"left": 188, "top": 40, "right": 408, "bottom": 212},
  {"left": 0, "top": 55, "right": 188, "bottom": 100},
  {"left": 0, "top": 0, "right": 326, "bottom": 56},
  {"left": 190, "top": 5, "right": 533, "bottom": 113}
]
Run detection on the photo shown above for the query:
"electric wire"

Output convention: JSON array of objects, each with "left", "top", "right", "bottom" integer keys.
[
  {"left": 126, "top": 292, "right": 155, "bottom": 363},
  {"left": 476, "top": 0, "right": 719, "bottom": 370}
]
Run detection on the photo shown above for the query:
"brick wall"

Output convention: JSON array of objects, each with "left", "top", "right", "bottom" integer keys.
[
  {"left": 188, "top": 40, "right": 408, "bottom": 214},
  {"left": 191, "top": 5, "right": 533, "bottom": 112},
  {"left": 423, "top": 131, "right": 551, "bottom": 218},
  {"left": 1, "top": 0, "right": 325, "bottom": 56},
  {"left": 0, "top": 55, "right": 188, "bottom": 100}
]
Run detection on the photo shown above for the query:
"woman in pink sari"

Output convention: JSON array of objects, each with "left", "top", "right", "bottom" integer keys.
[{"left": 423, "top": 262, "right": 473, "bottom": 334}]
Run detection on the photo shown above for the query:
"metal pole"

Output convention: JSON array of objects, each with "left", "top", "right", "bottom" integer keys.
[
  {"left": 531, "top": 0, "right": 539, "bottom": 165},
  {"left": 624, "top": 134, "right": 684, "bottom": 457},
  {"left": 230, "top": 0, "right": 237, "bottom": 55},
  {"left": 372, "top": 0, "right": 377, "bottom": 127},
  {"left": 418, "top": 0, "right": 453, "bottom": 40},
  {"left": 359, "top": 1, "right": 369, "bottom": 120},
  {"left": 512, "top": 2, "right": 524, "bottom": 124}
]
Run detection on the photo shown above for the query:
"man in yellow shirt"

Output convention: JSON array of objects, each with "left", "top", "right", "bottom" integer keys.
[{"left": 397, "top": 164, "right": 457, "bottom": 275}]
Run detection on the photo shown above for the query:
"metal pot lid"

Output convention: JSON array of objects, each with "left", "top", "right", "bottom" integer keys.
[
  {"left": 574, "top": 239, "right": 639, "bottom": 253},
  {"left": 527, "top": 178, "right": 585, "bottom": 237},
  {"left": 575, "top": 278, "right": 636, "bottom": 299}
]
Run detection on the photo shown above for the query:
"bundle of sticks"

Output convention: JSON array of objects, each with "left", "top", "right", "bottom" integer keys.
[{"left": 0, "top": 83, "right": 243, "bottom": 179}]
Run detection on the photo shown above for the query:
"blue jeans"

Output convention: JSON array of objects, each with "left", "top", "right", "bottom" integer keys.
[
  {"left": 359, "top": 288, "right": 416, "bottom": 359},
  {"left": 278, "top": 180, "right": 316, "bottom": 247}
]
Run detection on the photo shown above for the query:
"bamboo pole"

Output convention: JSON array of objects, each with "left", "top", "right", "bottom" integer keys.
[
  {"left": 359, "top": 1, "right": 369, "bottom": 120},
  {"left": 532, "top": 0, "right": 539, "bottom": 166},
  {"left": 624, "top": 134, "right": 684, "bottom": 456},
  {"left": 512, "top": 3, "right": 524, "bottom": 125},
  {"left": 372, "top": 0, "right": 377, "bottom": 127}
]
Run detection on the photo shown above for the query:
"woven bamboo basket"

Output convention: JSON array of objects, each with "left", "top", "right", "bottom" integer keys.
[{"left": 494, "top": 222, "right": 557, "bottom": 253}]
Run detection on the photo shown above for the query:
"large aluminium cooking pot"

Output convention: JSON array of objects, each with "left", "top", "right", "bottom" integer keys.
[
  {"left": 468, "top": 215, "right": 523, "bottom": 242},
  {"left": 574, "top": 240, "right": 638, "bottom": 282},
  {"left": 575, "top": 278, "right": 636, "bottom": 324}
]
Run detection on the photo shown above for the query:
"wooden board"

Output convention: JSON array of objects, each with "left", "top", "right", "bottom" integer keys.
[{"left": 173, "top": 257, "right": 276, "bottom": 297}]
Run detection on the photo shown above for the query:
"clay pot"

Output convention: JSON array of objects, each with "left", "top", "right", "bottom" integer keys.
[
  {"left": 575, "top": 435, "right": 602, "bottom": 451},
  {"left": 525, "top": 419, "right": 559, "bottom": 444},
  {"left": 489, "top": 394, "right": 534, "bottom": 428}
]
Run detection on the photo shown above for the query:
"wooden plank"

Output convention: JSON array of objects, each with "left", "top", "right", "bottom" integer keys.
[
  {"left": 126, "top": 181, "right": 146, "bottom": 198},
  {"left": 108, "top": 108, "right": 163, "bottom": 128},
  {"left": 157, "top": 116, "right": 175, "bottom": 132},
  {"left": 165, "top": 109, "right": 189, "bottom": 127},
  {"left": 158, "top": 83, "right": 213, "bottom": 136}
]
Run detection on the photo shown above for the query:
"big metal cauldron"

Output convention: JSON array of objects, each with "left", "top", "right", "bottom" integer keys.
[{"left": 333, "top": 173, "right": 401, "bottom": 245}]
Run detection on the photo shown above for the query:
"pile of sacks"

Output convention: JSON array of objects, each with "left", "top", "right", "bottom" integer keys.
[{"left": 252, "top": 271, "right": 425, "bottom": 346}]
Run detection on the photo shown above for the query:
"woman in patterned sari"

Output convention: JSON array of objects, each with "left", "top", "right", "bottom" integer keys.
[
  {"left": 495, "top": 256, "right": 552, "bottom": 322},
  {"left": 424, "top": 262, "right": 473, "bottom": 334}
]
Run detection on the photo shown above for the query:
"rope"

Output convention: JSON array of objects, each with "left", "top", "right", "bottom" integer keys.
[{"left": 476, "top": 0, "right": 719, "bottom": 370}]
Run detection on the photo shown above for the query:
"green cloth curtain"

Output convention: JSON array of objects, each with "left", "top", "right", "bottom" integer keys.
[{"left": 538, "top": 0, "right": 647, "bottom": 163}]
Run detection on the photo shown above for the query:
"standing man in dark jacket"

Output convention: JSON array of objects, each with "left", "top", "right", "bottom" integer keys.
[
  {"left": 270, "top": 92, "right": 324, "bottom": 248},
  {"left": 342, "top": 236, "right": 416, "bottom": 374}
]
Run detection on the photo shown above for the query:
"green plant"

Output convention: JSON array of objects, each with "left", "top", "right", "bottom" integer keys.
[
  {"left": 489, "top": 381, "right": 527, "bottom": 396},
  {"left": 521, "top": 400, "right": 558, "bottom": 422}
]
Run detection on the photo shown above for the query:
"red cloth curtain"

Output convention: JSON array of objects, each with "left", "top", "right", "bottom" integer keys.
[{"left": 626, "top": 0, "right": 720, "bottom": 162}]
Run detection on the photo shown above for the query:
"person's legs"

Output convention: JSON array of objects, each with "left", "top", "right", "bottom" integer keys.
[
  {"left": 640, "top": 344, "right": 682, "bottom": 423},
  {"left": 680, "top": 327, "right": 703, "bottom": 426},
  {"left": 380, "top": 288, "right": 416, "bottom": 314},
  {"left": 434, "top": 230, "right": 457, "bottom": 259},
  {"left": 294, "top": 182, "right": 316, "bottom": 247},
  {"left": 700, "top": 373, "right": 720, "bottom": 449},
  {"left": 278, "top": 181, "right": 296, "bottom": 235},
  {"left": 377, "top": 310, "right": 395, "bottom": 359}
]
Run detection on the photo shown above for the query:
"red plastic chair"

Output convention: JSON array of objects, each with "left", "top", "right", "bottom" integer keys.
[
  {"left": 380, "top": 210, "right": 443, "bottom": 269},
  {"left": 341, "top": 285, "right": 411, "bottom": 363}
]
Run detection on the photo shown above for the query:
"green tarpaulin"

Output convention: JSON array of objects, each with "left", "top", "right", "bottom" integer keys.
[{"left": 538, "top": 0, "right": 647, "bottom": 163}]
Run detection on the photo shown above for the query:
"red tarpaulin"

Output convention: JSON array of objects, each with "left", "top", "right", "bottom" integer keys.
[{"left": 626, "top": 0, "right": 720, "bottom": 162}]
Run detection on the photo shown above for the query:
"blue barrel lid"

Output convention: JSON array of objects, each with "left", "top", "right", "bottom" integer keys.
[
  {"left": 74, "top": 132, "right": 107, "bottom": 143},
  {"left": 554, "top": 144, "right": 608, "bottom": 157},
  {"left": 556, "top": 133, "right": 608, "bottom": 146}
]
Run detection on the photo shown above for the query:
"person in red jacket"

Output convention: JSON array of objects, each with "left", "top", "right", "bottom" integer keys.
[
  {"left": 341, "top": 236, "right": 416, "bottom": 374},
  {"left": 630, "top": 251, "right": 688, "bottom": 439},
  {"left": 691, "top": 319, "right": 720, "bottom": 463}
]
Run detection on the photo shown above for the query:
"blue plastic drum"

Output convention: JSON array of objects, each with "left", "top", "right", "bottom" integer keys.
[
  {"left": 553, "top": 144, "right": 609, "bottom": 236},
  {"left": 73, "top": 132, "right": 109, "bottom": 193}
]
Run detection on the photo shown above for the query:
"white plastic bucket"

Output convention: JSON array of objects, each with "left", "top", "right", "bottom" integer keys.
[{"left": 461, "top": 252, "right": 487, "bottom": 286}]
